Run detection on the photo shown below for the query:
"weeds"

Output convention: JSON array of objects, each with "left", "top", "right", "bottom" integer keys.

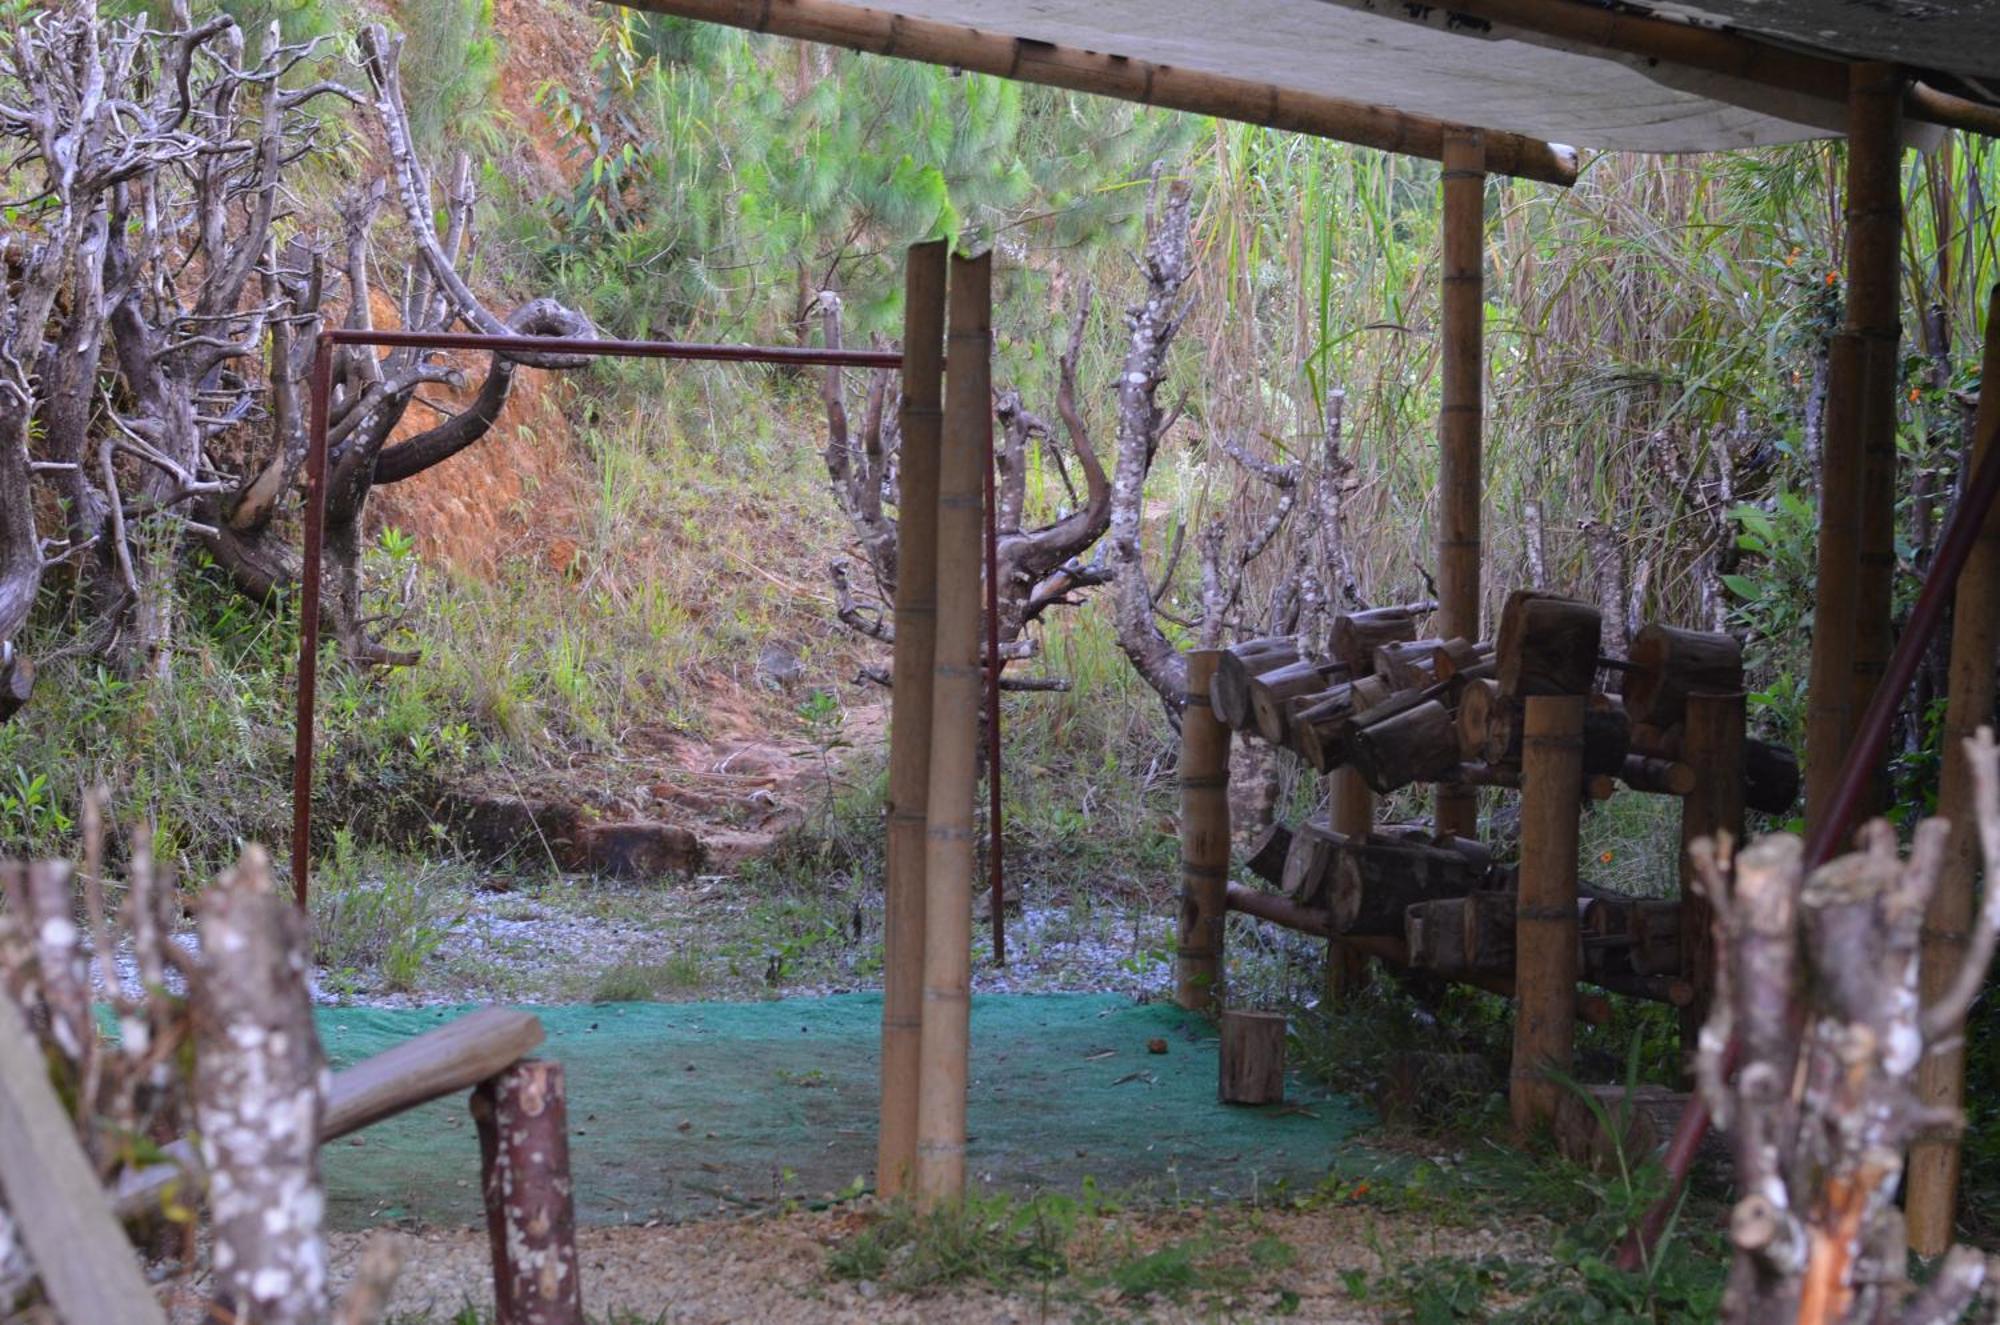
[{"left": 310, "top": 831, "right": 460, "bottom": 993}]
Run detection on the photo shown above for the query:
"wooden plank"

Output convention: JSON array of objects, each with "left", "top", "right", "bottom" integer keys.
[{"left": 0, "top": 994, "right": 167, "bottom": 1325}]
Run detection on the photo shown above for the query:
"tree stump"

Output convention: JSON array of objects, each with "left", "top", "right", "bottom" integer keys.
[
  {"left": 1218, "top": 1011, "right": 1287, "bottom": 1105},
  {"left": 473, "top": 1060, "right": 584, "bottom": 1325}
]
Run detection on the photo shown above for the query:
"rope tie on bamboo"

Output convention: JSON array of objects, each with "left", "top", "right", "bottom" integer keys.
[
  {"left": 1180, "top": 860, "right": 1228, "bottom": 879},
  {"left": 927, "top": 824, "right": 973, "bottom": 842},
  {"left": 1184, "top": 691, "right": 1212, "bottom": 708},
  {"left": 1921, "top": 925, "right": 1971, "bottom": 946},
  {"left": 1180, "top": 775, "right": 1226, "bottom": 790},
  {"left": 750, "top": 0, "right": 775, "bottom": 34},
  {"left": 903, "top": 405, "right": 943, "bottom": 420},
  {"left": 888, "top": 809, "right": 928, "bottom": 824},
  {"left": 1516, "top": 905, "right": 1575, "bottom": 923}
]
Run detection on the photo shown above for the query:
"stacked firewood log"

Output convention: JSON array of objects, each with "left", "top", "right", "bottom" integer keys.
[{"left": 1212, "top": 593, "right": 1801, "bottom": 1006}]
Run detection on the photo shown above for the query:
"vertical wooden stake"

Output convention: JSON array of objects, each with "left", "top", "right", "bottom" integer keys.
[
  {"left": 1325, "top": 767, "right": 1375, "bottom": 999},
  {"left": 1436, "top": 128, "right": 1485, "bottom": 841},
  {"left": 1510, "top": 694, "right": 1584, "bottom": 1134},
  {"left": 1848, "top": 62, "right": 1907, "bottom": 820},
  {"left": 1806, "top": 62, "right": 1905, "bottom": 826},
  {"left": 1908, "top": 284, "right": 2000, "bottom": 1256},
  {"left": 1177, "top": 649, "right": 1231, "bottom": 1011},
  {"left": 878, "top": 239, "right": 946, "bottom": 1199},
  {"left": 1677, "top": 691, "right": 1744, "bottom": 1049},
  {"left": 915, "top": 249, "right": 991, "bottom": 1210},
  {"left": 472, "top": 1060, "right": 583, "bottom": 1325}
]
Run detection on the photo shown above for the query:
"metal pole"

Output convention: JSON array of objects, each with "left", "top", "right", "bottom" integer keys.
[{"left": 291, "top": 337, "right": 333, "bottom": 907}]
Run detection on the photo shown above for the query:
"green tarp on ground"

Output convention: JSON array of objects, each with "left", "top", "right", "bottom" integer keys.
[{"left": 318, "top": 994, "right": 1373, "bottom": 1229}]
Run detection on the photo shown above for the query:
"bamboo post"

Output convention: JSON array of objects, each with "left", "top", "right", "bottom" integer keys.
[
  {"left": 1677, "top": 692, "right": 1744, "bottom": 1049},
  {"left": 1177, "top": 649, "right": 1231, "bottom": 1010},
  {"left": 1847, "top": 62, "right": 1906, "bottom": 822},
  {"left": 914, "top": 249, "right": 990, "bottom": 1210},
  {"left": 472, "top": 1060, "right": 584, "bottom": 1325},
  {"left": 878, "top": 239, "right": 946, "bottom": 1199},
  {"left": 1806, "top": 62, "right": 1904, "bottom": 826},
  {"left": 1436, "top": 127, "right": 1485, "bottom": 842},
  {"left": 1510, "top": 694, "right": 1584, "bottom": 1134},
  {"left": 1325, "top": 767, "right": 1375, "bottom": 998},
  {"left": 1907, "top": 284, "right": 2000, "bottom": 1255}
]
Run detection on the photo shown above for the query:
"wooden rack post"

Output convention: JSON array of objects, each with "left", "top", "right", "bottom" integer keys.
[
  {"left": 1677, "top": 692, "right": 1744, "bottom": 1045},
  {"left": 1805, "top": 62, "right": 1904, "bottom": 824},
  {"left": 878, "top": 240, "right": 947, "bottom": 1198},
  {"left": 1325, "top": 767, "right": 1375, "bottom": 998},
  {"left": 1436, "top": 127, "right": 1485, "bottom": 841},
  {"left": 1177, "top": 649, "right": 1231, "bottom": 1011},
  {"left": 1510, "top": 694, "right": 1584, "bottom": 1133},
  {"left": 1908, "top": 284, "right": 2000, "bottom": 1255},
  {"left": 914, "top": 249, "right": 990, "bottom": 1210}
]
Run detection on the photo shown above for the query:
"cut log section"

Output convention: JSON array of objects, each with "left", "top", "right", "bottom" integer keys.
[
  {"left": 1432, "top": 637, "right": 1494, "bottom": 683},
  {"left": 1553, "top": 1083, "right": 1704, "bottom": 1175},
  {"left": 1459, "top": 676, "right": 1500, "bottom": 762},
  {"left": 1281, "top": 819, "right": 1346, "bottom": 904},
  {"left": 1329, "top": 840, "right": 1486, "bottom": 935},
  {"left": 1478, "top": 693, "right": 1629, "bottom": 773},
  {"left": 1623, "top": 624, "right": 1744, "bottom": 728},
  {"left": 1745, "top": 737, "right": 1801, "bottom": 815},
  {"left": 1495, "top": 591, "right": 1603, "bottom": 698},
  {"left": 1351, "top": 698, "right": 1462, "bottom": 792},
  {"left": 1292, "top": 675, "right": 1392, "bottom": 772},
  {"left": 1249, "top": 658, "right": 1348, "bottom": 744},
  {"left": 1618, "top": 755, "right": 1697, "bottom": 796},
  {"left": 1211, "top": 637, "right": 1301, "bottom": 731},
  {"left": 1331, "top": 607, "right": 1422, "bottom": 676},
  {"left": 1240, "top": 821, "right": 1291, "bottom": 887},
  {"left": 1373, "top": 637, "right": 1447, "bottom": 691},
  {"left": 1218, "top": 1011, "right": 1287, "bottom": 1105}
]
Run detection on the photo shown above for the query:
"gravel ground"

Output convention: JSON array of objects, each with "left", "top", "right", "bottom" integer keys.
[{"left": 324, "top": 1200, "right": 1555, "bottom": 1323}]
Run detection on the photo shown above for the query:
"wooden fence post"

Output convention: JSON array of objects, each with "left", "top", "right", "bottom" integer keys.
[
  {"left": 1436, "top": 126, "right": 1485, "bottom": 841},
  {"left": 1678, "top": 691, "right": 1744, "bottom": 1047},
  {"left": 1510, "top": 694, "right": 1584, "bottom": 1133},
  {"left": 472, "top": 1060, "right": 583, "bottom": 1325},
  {"left": 1908, "top": 284, "right": 2000, "bottom": 1255},
  {"left": 878, "top": 239, "right": 947, "bottom": 1199},
  {"left": 915, "top": 249, "right": 991, "bottom": 1210},
  {"left": 1177, "top": 649, "right": 1230, "bottom": 1011}
]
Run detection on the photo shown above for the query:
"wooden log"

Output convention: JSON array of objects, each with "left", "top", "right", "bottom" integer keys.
[
  {"left": 1619, "top": 755, "right": 1696, "bottom": 797},
  {"left": 0, "top": 993, "right": 168, "bottom": 1325},
  {"left": 1623, "top": 624, "right": 1744, "bottom": 728},
  {"left": 1351, "top": 698, "right": 1461, "bottom": 792},
  {"left": 1404, "top": 897, "right": 1469, "bottom": 974},
  {"left": 1218, "top": 1012, "right": 1286, "bottom": 1105},
  {"left": 1495, "top": 591, "right": 1602, "bottom": 699},
  {"left": 914, "top": 249, "right": 990, "bottom": 1210},
  {"left": 1458, "top": 676, "right": 1500, "bottom": 762},
  {"left": 1679, "top": 692, "right": 1744, "bottom": 1046},
  {"left": 1280, "top": 818, "right": 1345, "bottom": 904},
  {"left": 473, "top": 1060, "right": 584, "bottom": 1325},
  {"left": 878, "top": 238, "right": 945, "bottom": 1198},
  {"left": 193, "top": 847, "right": 325, "bottom": 1325},
  {"left": 1329, "top": 840, "right": 1486, "bottom": 935},
  {"left": 1211, "top": 638, "right": 1301, "bottom": 731},
  {"left": 1294, "top": 675, "right": 1391, "bottom": 772},
  {"left": 1511, "top": 695, "right": 1584, "bottom": 1133},
  {"left": 328, "top": 1008, "right": 545, "bottom": 1139},
  {"left": 1250, "top": 658, "right": 1345, "bottom": 744},
  {"left": 1433, "top": 637, "right": 1493, "bottom": 683},
  {"left": 1326, "top": 764, "right": 1377, "bottom": 1000},
  {"left": 1480, "top": 692, "right": 1627, "bottom": 773},
  {"left": 1745, "top": 738, "right": 1801, "bottom": 816},
  {"left": 1332, "top": 607, "right": 1421, "bottom": 676},
  {"left": 1910, "top": 285, "right": 2000, "bottom": 1256},
  {"left": 1177, "top": 650, "right": 1232, "bottom": 1010},
  {"left": 1240, "top": 821, "right": 1291, "bottom": 887},
  {"left": 1374, "top": 637, "right": 1446, "bottom": 691}
]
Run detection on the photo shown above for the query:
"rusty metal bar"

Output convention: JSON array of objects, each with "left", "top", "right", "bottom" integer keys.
[
  {"left": 293, "top": 328, "right": 907, "bottom": 906},
  {"left": 982, "top": 378, "right": 1005, "bottom": 965}
]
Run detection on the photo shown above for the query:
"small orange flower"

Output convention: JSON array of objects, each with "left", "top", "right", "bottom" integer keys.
[
  {"left": 1910, "top": 388, "right": 1922, "bottom": 403},
  {"left": 1826, "top": 271, "right": 1838, "bottom": 286},
  {"left": 1599, "top": 851, "right": 1615, "bottom": 864}
]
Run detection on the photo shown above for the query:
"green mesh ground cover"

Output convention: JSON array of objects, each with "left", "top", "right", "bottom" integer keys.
[{"left": 318, "top": 994, "right": 1374, "bottom": 1229}]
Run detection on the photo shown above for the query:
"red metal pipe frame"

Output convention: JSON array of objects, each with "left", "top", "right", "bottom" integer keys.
[
  {"left": 982, "top": 398, "right": 1005, "bottom": 964},
  {"left": 1619, "top": 400, "right": 2000, "bottom": 1269},
  {"left": 292, "top": 328, "right": 915, "bottom": 907}
]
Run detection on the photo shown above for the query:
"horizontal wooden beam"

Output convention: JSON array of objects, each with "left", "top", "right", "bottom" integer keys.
[
  {"left": 606, "top": 0, "right": 1580, "bottom": 185},
  {"left": 1437, "top": 0, "right": 2000, "bottom": 140}
]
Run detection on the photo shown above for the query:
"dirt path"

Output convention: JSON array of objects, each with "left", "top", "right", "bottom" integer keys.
[{"left": 327, "top": 1200, "right": 1552, "bottom": 1323}]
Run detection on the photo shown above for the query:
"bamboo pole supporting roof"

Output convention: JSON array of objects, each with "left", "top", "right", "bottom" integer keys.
[{"left": 604, "top": 0, "right": 2000, "bottom": 162}]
